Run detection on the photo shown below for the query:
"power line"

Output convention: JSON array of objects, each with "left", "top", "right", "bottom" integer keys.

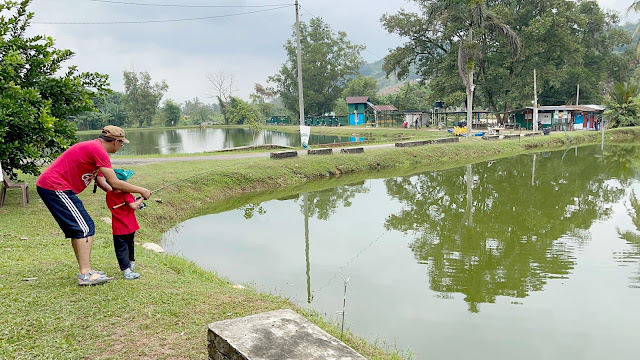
[
  {"left": 32, "top": 5, "right": 293, "bottom": 25},
  {"left": 87, "top": 0, "right": 292, "bottom": 8},
  {"left": 298, "top": 5, "right": 316, "bottom": 18}
]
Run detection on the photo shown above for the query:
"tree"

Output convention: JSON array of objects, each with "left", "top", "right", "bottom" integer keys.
[
  {"left": 75, "top": 92, "right": 129, "bottom": 130},
  {"left": 603, "top": 82, "right": 640, "bottom": 128},
  {"left": 342, "top": 76, "right": 379, "bottom": 103},
  {"left": 161, "top": 100, "right": 181, "bottom": 127},
  {"left": 378, "top": 81, "right": 432, "bottom": 111},
  {"left": 381, "top": 1, "right": 630, "bottom": 124},
  {"left": 382, "top": 0, "right": 521, "bottom": 133},
  {"left": 122, "top": 70, "right": 168, "bottom": 127},
  {"left": 250, "top": 83, "right": 277, "bottom": 120},
  {"left": 269, "top": 17, "right": 365, "bottom": 116},
  {"left": 226, "top": 97, "right": 260, "bottom": 125},
  {"left": 629, "top": 1, "right": 640, "bottom": 57},
  {"left": 0, "top": 0, "right": 109, "bottom": 179},
  {"left": 206, "top": 71, "right": 235, "bottom": 125},
  {"left": 182, "top": 97, "right": 218, "bottom": 125}
]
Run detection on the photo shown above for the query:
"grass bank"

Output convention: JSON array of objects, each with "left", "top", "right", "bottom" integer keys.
[{"left": 1, "top": 127, "right": 639, "bottom": 359}]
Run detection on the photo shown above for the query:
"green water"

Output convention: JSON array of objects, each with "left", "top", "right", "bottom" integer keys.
[
  {"left": 163, "top": 144, "right": 640, "bottom": 359},
  {"left": 77, "top": 128, "right": 363, "bottom": 155}
]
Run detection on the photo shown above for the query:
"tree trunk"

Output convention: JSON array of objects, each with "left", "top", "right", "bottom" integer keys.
[
  {"left": 466, "top": 27, "right": 474, "bottom": 136},
  {"left": 217, "top": 96, "right": 228, "bottom": 125}
]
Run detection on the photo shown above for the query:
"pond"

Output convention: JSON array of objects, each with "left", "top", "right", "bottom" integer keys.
[
  {"left": 77, "top": 128, "right": 363, "bottom": 155},
  {"left": 162, "top": 145, "right": 640, "bottom": 359}
]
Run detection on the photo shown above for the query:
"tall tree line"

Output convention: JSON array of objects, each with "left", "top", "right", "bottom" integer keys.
[{"left": 381, "top": 0, "right": 633, "bottom": 123}]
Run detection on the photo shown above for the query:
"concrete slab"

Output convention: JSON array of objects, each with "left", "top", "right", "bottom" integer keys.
[
  {"left": 340, "top": 148, "right": 364, "bottom": 154},
  {"left": 208, "top": 309, "right": 366, "bottom": 360},
  {"left": 482, "top": 135, "right": 500, "bottom": 141},
  {"left": 307, "top": 148, "right": 333, "bottom": 155},
  {"left": 502, "top": 134, "right": 521, "bottom": 140},
  {"left": 270, "top": 151, "right": 298, "bottom": 159}
]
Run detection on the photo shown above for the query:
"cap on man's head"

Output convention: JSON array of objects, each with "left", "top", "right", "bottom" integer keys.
[{"left": 102, "top": 125, "right": 130, "bottom": 143}]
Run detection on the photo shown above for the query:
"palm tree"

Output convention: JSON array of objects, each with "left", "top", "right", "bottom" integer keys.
[
  {"left": 603, "top": 81, "right": 640, "bottom": 128},
  {"left": 628, "top": 1, "right": 640, "bottom": 56},
  {"left": 425, "top": 0, "right": 521, "bottom": 135}
]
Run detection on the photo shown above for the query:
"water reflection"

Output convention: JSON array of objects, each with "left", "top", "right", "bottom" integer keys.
[
  {"left": 617, "top": 190, "right": 640, "bottom": 288},
  {"left": 162, "top": 145, "right": 640, "bottom": 359},
  {"left": 383, "top": 146, "right": 634, "bottom": 312},
  {"left": 77, "top": 128, "right": 364, "bottom": 155}
]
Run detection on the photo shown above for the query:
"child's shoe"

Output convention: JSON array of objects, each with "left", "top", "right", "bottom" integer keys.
[{"left": 123, "top": 268, "right": 140, "bottom": 280}]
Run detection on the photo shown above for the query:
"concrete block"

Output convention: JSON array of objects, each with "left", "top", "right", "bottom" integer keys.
[
  {"left": 395, "top": 140, "right": 431, "bottom": 147},
  {"left": 502, "top": 134, "right": 521, "bottom": 140},
  {"left": 270, "top": 151, "right": 298, "bottom": 159},
  {"left": 307, "top": 148, "right": 333, "bottom": 155},
  {"left": 340, "top": 147, "right": 364, "bottom": 154},
  {"left": 433, "top": 137, "right": 459, "bottom": 144},
  {"left": 395, "top": 137, "right": 459, "bottom": 148},
  {"left": 482, "top": 135, "right": 500, "bottom": 141},
  {"left": 208, "top": 309, "right": 366, "bottom": 360}
]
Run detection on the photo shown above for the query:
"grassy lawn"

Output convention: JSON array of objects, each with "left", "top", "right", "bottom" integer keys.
[{"left": 1, "top": 127, "right": 638, "bottom": 359}]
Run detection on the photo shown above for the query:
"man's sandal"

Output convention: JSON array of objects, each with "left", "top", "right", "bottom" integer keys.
[{"left": 77, "top": 270, "right": 113, "bottom": 286}]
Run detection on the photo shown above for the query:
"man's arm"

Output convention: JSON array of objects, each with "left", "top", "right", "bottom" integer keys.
[
  {"left": 95, "top": 175, "right": 113, "bottom": 192},
  {"left": 99, "top": 167, "right": 151, "bottom": 200}
]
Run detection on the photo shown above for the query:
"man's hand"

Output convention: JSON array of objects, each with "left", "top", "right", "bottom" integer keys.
[{"left": 140, "top": 188, "right": 151, "bottom": 200}]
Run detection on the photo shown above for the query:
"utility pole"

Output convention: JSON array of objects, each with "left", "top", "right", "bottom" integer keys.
[
  {"left": 295, "top": 0, "right": 305, "bottom": 126},
  {"left": 576, "top": 84, "right": 580, "bottom": 105},
  {"left": 533, "top": 69, "right": 538, "bottom": 133},
  {"left": 466, "top": 27, "right": 474, "bottom": 136}
]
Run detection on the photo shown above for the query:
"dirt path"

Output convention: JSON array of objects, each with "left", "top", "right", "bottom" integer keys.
[{"left": 111, "top": 143, "right": 397, "bottom": 165}]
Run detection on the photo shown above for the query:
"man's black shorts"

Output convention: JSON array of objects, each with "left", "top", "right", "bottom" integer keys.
[{"left": 37, "top": 186, "right": 95, "bottom": 239}]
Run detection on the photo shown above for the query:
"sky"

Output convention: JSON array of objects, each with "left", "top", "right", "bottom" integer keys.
[{"left": 23, "top": 0, "right": 640, "bottom": 105}]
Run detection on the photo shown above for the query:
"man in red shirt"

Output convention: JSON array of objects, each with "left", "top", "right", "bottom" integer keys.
[{"left": 37, "top": 126, "right": 151, "bottom": 286}]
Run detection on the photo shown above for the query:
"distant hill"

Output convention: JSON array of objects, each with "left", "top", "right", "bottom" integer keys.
[{"left": 359, "top": 58, "right": 420, "bottom": 94}]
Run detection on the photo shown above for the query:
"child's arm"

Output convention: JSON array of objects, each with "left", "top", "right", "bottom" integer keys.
[{"left": 128, "top": 197, "right": 144, "bottom": 209}]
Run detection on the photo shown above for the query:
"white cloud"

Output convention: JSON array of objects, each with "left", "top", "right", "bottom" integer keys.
[
  {"left": 23, "top": 0, "right": 635, "bottom": 104},
  {"left": 25, "top": 0, "right": 416, "bottom": 103}
]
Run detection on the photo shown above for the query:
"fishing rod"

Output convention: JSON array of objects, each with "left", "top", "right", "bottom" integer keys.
[{"left": 110, "top": 164, "right": 234, "bottom": 209}]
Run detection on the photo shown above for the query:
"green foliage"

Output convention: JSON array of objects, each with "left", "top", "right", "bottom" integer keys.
[
  {"left": 161, "top": 99, "right": 182, "bottom": 127},
  {"left": 604, "top": 82, "right": 640, "bottom": 128},
  {"left": 342, "top": 76, "right": 379, "bottom": 103},
  {"left": 123, "top": 70, "right": 168, "bottom": 127},
  {"left": 333, "top": 98, "right": 348, "bottom": 116},
  {"left": 381, "top": 0, "right": 632, "bottom": 122},
  {"left": 378, "top": 82, "right": 432, "bottom": 111},
  {"left": 250, "top": 83, "right": 280, "bottom": 120},
  {"left": 227, "top": 96, "right": 260, "bottom": 125},
  {"left": 269, "top": 17, "right": 365, "bottom": 116},
  {"left": 0, "top": 0, "right": 109, "bottom": 179},
  {"left": 182, "top": 97, "right": 218, "bottom": 125},
  {"left": 75, "top": 92, "right": 129, "bottom": 130}
]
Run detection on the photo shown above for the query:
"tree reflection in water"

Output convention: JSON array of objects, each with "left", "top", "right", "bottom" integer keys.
[
  {"left": 384, "top": 145, "right": 638, "bottom": 312},
  {"left": 618, "top": 190, "right": 640, "bottom": 288}
]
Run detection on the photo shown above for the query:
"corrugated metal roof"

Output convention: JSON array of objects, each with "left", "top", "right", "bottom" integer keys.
[
  {"left": 510, "top": 105, "right": 605, "bottom": 113},
  {"left": 346, "top": 96, "right": 369, "bottom": 104},
  {"left": 371, "top": 105, "right": 398, "bottom": 111}
]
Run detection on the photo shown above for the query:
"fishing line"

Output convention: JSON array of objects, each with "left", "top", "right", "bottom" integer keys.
[
  {"left": 110, "top": 161, "right": 246, "bottom": 209},
  {"left": 312, "top": 229, "right": 391, "bottom": 298}
]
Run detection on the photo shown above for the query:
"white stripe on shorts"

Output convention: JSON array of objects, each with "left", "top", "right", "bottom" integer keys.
[{"left": 56, "top": 191, "right": 89, "bottom": 238}]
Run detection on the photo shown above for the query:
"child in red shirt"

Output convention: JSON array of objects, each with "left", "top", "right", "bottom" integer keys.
[{"left": 106, "top": 169, "right": 144, "bottom": 279}]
